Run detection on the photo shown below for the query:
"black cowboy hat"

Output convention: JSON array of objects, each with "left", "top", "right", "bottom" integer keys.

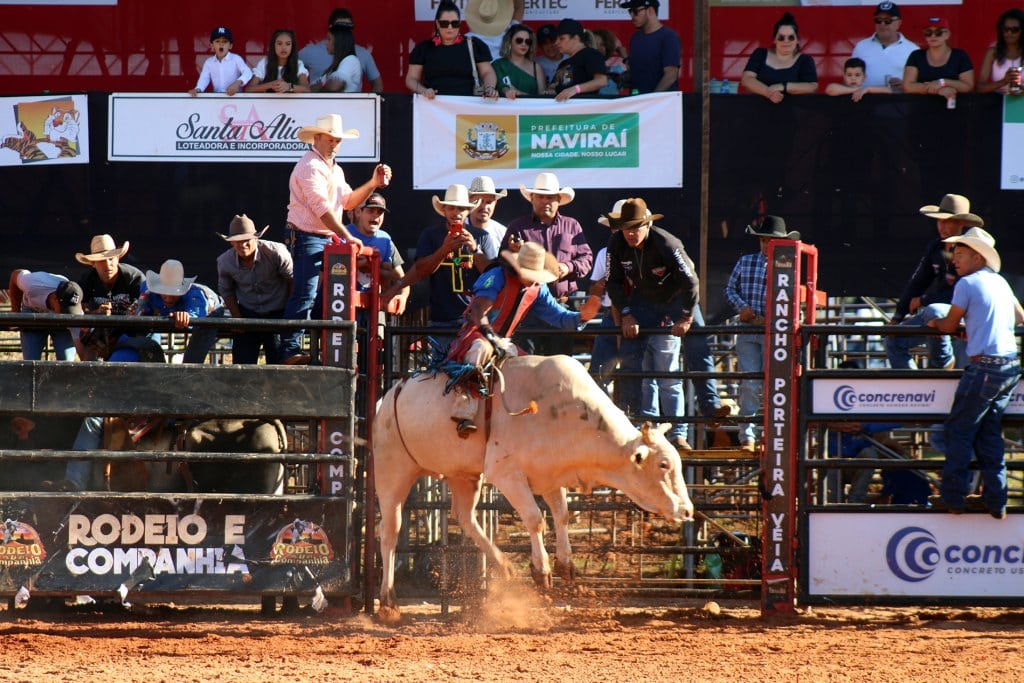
[{"left": 745, "top": 215, "right": 800, "bottom": 240}]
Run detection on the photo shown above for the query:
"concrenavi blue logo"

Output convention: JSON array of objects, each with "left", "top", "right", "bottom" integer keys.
[
  {"left": 886, "top": 526, "right": 940, "bottom": 582},
  {"left": 833, "top": 385, "right": 856, "bottom": 412},
  {"left": 885, "top": 526, "right": 1024, "bottom": 582},
  {"left": 831, "top": 385, "right": 936, "bottom": 412}
]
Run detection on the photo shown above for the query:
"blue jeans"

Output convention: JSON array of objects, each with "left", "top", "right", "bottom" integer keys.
[
  {"left": 281, "top": 230, "right": 330, "bottom": 360},
  {"left": 588, "top": 311, "right": 619, "bottom": 394},
  {"left": 736, "top": 332, "right": 764, "bottom": 444},
  {"left": 20, "top": 329, "right": 76, "bottom": 361},
  {"left": 638, "top": 333, "right": 685, "bottom": 441},
  {"left": 886, "top": 304, "right": 954, "bottom": 369},
  {"left": 232, "top": 305, "right": 284, "bottom": 365},
  {"left": 183, "top": 306, "right": 230, "bottom": 364},
  {"left": 682, "top": 305, "right": 721, "bottom": 416},
  {"left": 66, "top": 415, "right": 103, "bottom": 490},
  {"left": 940, "top": 359, "right": 1020, "bottom": 512}
]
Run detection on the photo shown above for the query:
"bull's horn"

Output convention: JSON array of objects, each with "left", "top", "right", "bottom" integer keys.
[{"left": 641, "top": 421, "right": 654, "bottom": 446}]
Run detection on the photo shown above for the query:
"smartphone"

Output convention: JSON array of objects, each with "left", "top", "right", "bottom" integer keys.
[{"left": 448, "top": 220, "right": 463, "bottom": 236}]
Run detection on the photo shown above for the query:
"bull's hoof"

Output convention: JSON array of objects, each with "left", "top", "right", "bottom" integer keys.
[
  {"left": 554, "top": 559, "right": 577, "bottom": 583},
  {"left": 529, "top": 564, "right": 552, "bottom": 589},
  {"left": 260, "top": 596, "right": 277, "bottom": 616},
  {"left": 376, "top": 604, "right": 402, "bottom": 624}
]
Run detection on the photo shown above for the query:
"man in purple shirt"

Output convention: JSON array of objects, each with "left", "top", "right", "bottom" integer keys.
[{"left": 502, "top": 172, "right": 593, "bottom": 355}]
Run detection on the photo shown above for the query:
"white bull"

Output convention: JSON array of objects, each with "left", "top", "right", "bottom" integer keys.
[{"left": 372, "top": 354, "right": 694, "bottom": 620}]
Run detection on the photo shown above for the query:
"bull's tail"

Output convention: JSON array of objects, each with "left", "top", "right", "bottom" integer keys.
[{"left": 492, "top": 364, "right": 538, "bottom": 417}]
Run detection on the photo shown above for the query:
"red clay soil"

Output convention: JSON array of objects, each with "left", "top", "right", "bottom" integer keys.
[{"left": 3, "top": 593, "right": 1024, "bottom": 682}]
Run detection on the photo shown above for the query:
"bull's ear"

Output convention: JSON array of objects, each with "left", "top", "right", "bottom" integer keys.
[
  {"left": 640, "top": 421, "right": 654, "bottom": 446},
  {"left": 633, "top": 445, "right": 650, "bottom": 466}
]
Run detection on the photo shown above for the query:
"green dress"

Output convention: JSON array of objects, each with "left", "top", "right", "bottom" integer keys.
[{"left": 492, "top": 58, "right": 541, "bottom": 96}]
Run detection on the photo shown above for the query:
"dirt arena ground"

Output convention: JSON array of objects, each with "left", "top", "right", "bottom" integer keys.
[{"left": 3, "top": 592, "right": 1024, "bottom": 683}]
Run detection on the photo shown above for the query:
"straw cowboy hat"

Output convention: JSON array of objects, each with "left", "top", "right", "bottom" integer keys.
[
  {"left": 943, "top": 227, "right": 1001, "bottom": 272},
  {"left": 604, "top": 198, "right": 662, "bottom": 230},
  {"left": 465, "top": 0, "right": 516, "bottom": 37},
  {"left": 500, "top": 241, "right": 558, "bottom": 285},
  {"left": 468, "top": 175, "right": 507, "bottom": 198},
  {"left": 432, "top": 184, "right": 480, "bottom": 216},
  {"left": 745, "top": 215, "right": 801, "bottom": 240},
  {"left": 918, "top": 193, "right": 984, "bottom": 226},
  {"left": 598, "top": 198, "right": 629, "bottom": 228},
  {"left": 217, "top": 214, "right": 269, "bottom": 242},
  {"left": 297, "top": 113, "right": 360, "bottom": 144},
  {"left": 145, "top": 259, "right": 196, "bottom": 297},
  {"left": 519, "top": 172, "right": 575, "bottom": 205},
  {"left": 75, "top": 234, "right": 129, "bottom": 265}
]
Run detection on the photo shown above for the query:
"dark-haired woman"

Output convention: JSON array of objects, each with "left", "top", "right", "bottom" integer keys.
[
  {"left": 740, "top": 12, "right": 818, "bottom": 103},
  {"left": 246, "top": 29, "right": 310, "bottom": 93},
  {"left": 405, "top": 0, "right": 498, "bottom": 99},
  {"left": 978, "top": 9, "right": 1024, "bottom": 94},
  {"left": 315, "top": 24, "right": 362, "bottom": 93}
]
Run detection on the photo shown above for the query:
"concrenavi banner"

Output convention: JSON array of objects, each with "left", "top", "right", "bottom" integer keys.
[
  {"left": 0, "top": 94, "right": 89, "bottom": 167},
  {"left": 413, "top": 0, "right": 669, "bottom": 21},
  {"left": 1001, "top": 96, "right": 1024, "bottom": 190},
  {"left": 107, "top": 93, "right": 380, "bottom": 163},
  {"left": 811, "top": 377, "right": 1024, "bottom": 415},
  {"left": 412, "top": 93, "right": 682, "bottom": 190}
]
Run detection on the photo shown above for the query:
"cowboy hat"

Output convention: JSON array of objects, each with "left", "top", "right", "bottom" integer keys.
[
  {"left": 943, "top": 227, "right": 1001, "bottom": 272},
  {"left": 145, "top": 259, "right": 196, "bottom": 297},
  {"left": 217, "top": 214, "right": 269, "bottom": 242},
  {"left": 465, "top": 0, "right": 516, "bottom": 38},
  {"left": 598, "top": 199, "right": 629, "bottom": 228},
  {"left": 500, "top": 241, "right": 558, "bottom": 285},
  {"left": 75, "top": 234, "right": 129, "bottom": 265},
  {"left": 519, "top": 172, "right": 575, "bottom": 205},
  {"left": 918, "top": 193, "right": 984, "bottom": 226},
  {"left": 745, "top": 215, "right": 800, "bottom": 240},
  {"left": 432, "top": 184, "right": 480, "bottom": 216},
  {"left": 297, "top": 113, "right": 360, "bottom": 144},
  {"left": 468, "top": 175, "right": 507, "bottom": 199},
  {"left": 604, "top": 198, "right": 662, "bottom": 230}
]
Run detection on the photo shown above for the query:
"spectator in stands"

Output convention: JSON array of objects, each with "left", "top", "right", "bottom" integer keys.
[
  {"left": 977, "top": 9, "right": 1024, "bottom": 95},
  {"left": 927, "top": 228, "right": 1023, "bottom": 519},
  {"left": 299, "top": 8, "right": 383, "bottom": 92},
  {"left": 138, "top": 259, "right": 228, "bottom": 364},
  {"left": 903, "top": 17, "right": 974, "bottom": 103},
  {"left": 851, "top": 2, "right": 918, "bottom": 91},
  {"left": 546, "top": 18, "right": 608, "bottom": 101},
  {"left": 280, "top": 113, "right": 390, "bottom": 365},
  {"left": 826, "top": 57, "right": 894, "bottom": 100},
  {"left": 385, "top": 185, "right": 498, "bottom": 328},
  {"left": 830, "top": 421, "right": 902, "bottom": 504},
  {"left": 246, "top": 29, "right": 311, "bottom": 93},
  {"left": 886, "top": 194, "right": 984, "bottom": 370},
  {"left": 313, "top": 23, "right": 363, "bottom": 93},
  {"left": 741, "top": 12, "right": 817, "bottom": 103},
  {"left": 606, "top": 199, "right": 727, "bottom": 450},
  {"left": 467, "top": 175, "right": 508, "bottom": 247},
  {"left": 502, "top": 172, "right": 592, "bottom": 355},
  {"left": 492, "top": 23, "right": 546, "bottom": 99},
  {"left": 188, "top": 26, "right": 251, "bottom": 96},
  {"left": 620, "top": 0, "right": 680, "bottom": 93},
  {"left": 465, "top": 0, "right": 524, "bottom": 67},
  {"left": 216, "top": 215, "right": 293, "bottom": 365},
  {"left": 74, "top": 234, "right": 144, "bottom": 361},
  {"left": 725, "top": 216, "right": 800, "bottom": 453},
  {"left": 406, "top": 1, "right": 498, "bottom": 100},
  {"left": 8, "top": 271, "right": 82, "bottom": 361},
  {"left": 534, "top": 24, "right": 565, "bottom": 84},
  {"left": 587, "top": 199, "right": 625, "bottom": 394},
  {"left": 591, "top": 28, "right": 628, "bottom": 96},
  {"left": 347, "top": 192, "right": 408, "bottom": 313}
]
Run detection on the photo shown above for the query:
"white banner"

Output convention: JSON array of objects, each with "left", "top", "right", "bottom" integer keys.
[
  {"left": 107, "top": 93, "right": 380, "bottom": 163},
  {"left": 414, "top": 0, "right": 668, "bottom": 22},
  {"left": 809, "top": 513, "right": 1024, "bottom": 597},
  {"left": 1001, "top": 96, "right": 1024, "bottom": 190},
  {"left": 0, "top": 94, "right": 90, "bottom": 167},
  {"left": 811, "top": 377, "right": 1024, "bottom": 416},
  {"left": 412, "top": 92, "right": 682, "bottom": 190}
]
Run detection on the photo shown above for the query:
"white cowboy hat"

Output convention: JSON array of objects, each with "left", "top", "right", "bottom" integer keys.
[
  {"left": 465, "top": 0, "right": 516, "bottom": 38},
  {"left": 943, "top": 227, "right": 1001, "bottom": 272},
  {"left": 918, "top": 193, "right": 984, "bottom": 226},
  {"left": 297, "top": 113, "right": 360, "bottom": 144},
  {"left": 468, "top": 175, "right": 507, "bottom": 199},
  {"left": 145, "top": 259, "right": 196, "bottom": 297},
  {"left": 432, "top": 184, "right": 480, "bottom": 216},
  {"left": 500, "top": 241, "right": 558, "bottom": 285},
  {"left": 217, "top": 214, "right": 269, "bottom": 242},
  {"left": 519, "top": 172, "right": 575, "bottom": 205},
  {"left": 75, "top": 234, "right": 129, "bottom": 265}
]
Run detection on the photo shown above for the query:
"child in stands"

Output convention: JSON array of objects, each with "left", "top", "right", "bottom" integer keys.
[{"left": 189, "top": 26, "right": 252, "bottom": 96}]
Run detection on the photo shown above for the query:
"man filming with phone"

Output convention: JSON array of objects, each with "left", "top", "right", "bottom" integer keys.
[{"left": 383, "top": 184, "right": 498, "bottom": 328}]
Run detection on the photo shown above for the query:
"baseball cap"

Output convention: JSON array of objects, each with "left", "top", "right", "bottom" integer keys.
[
  {"left": 620, "top": 0, "right": 660, "bottom": 10},
  {"left": 923, "top": 17, "right": 949, "bottom": 30},
  {"left": 210, "top": 26, "right": 233, "bottom": 43},
  {"left": 55, "top": 281, "right": 84, "bottom": 315},
  {"left": 359, "top": 192, "right": 389, "bottom": 212},
  {"left": 874, "top": 2, "right": 900, "bottom": 18},
  {"left": 556, "top": 18, "right": 586, "bottom": 40},
  {"left": 537, "top": 24, "right": 558, "bottom": 43}
]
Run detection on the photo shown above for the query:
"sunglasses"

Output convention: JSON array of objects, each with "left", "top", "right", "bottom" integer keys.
[
  {"left": 874, "top": 18, "right": 894, "bottom": 26},
  {"left": 923, "top": 28, "right": 947, "bottom": 37},
  {"left": 513, "top": 36, "right": 533, "bottom": 45},
  {"left": 1003, "top": 25, "right": 1022, "bottom": 34},
  {"left": 437, "top": 19, "right": 460, "bottom": 29},
  {"left": 776, "top": 34, "right": 797, "bottom": 42}
]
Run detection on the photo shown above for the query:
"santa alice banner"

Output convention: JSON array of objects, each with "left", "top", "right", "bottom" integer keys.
[{"left": 412, "top": 92, "right": 683, "bottom": 190}]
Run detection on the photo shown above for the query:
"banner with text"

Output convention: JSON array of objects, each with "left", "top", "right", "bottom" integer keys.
[
  {"left": 412, "top": 93, "right": 682, "bottom": 190},
  {"left": 108, "top": 93, "right": 380, "bottom": 163},
  {"left": 414, "top": 0, "right": 669, "bottom": 21},
  {"left": 0, "top": 94, "right": 89, "bottom": 167},
  {"left": 812, "top": 377, "right": 1024, "bottom": 416},
  {"left": 1001, "top": 96, "right": 1024, "bottom": 190}
]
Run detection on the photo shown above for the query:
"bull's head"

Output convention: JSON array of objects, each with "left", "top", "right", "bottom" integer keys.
[{"left": 621, "top": 422, "right": 694, "bottom": 523}]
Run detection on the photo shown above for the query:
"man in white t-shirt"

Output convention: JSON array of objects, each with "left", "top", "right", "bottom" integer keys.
[
  {"left": 298, "top": 8, "right": 383, "bottom": 92},
  {"left": 850, "top": 2, "right": 919, "bottom": 90},
  {"left": 466, "top": 175, "right": 508, "bottom": 247}
]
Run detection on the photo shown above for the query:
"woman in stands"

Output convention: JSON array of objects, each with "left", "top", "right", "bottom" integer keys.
[
  {"left": 405, "top": 0, "right": 498, "bottom": 99},
  {"left": 492, "top": 23, "right": 546, "bottom": 99},
  {"left": 740, "top": 11, "right": 817, "bottom": 104},
  {"left": 903, "top": 17, "right": 974, "bottom": 100},
  {"left": 246, "top": 29, "right": 310, "bottom": 93},
  {"left": 314, "top": 24, "right": 362, "bottom": 93},
  {"left": 977, "top": 9, "right": 1024, "bottom": 94}
]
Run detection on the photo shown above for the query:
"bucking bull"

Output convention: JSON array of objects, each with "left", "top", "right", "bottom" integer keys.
[{"left": 373, "top": 354, "right": 694, "bottom": 620}]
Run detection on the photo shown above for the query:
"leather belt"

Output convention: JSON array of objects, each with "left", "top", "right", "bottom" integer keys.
[{"left": 969, "top": 354, "right": 1019, "bottom": 366}]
